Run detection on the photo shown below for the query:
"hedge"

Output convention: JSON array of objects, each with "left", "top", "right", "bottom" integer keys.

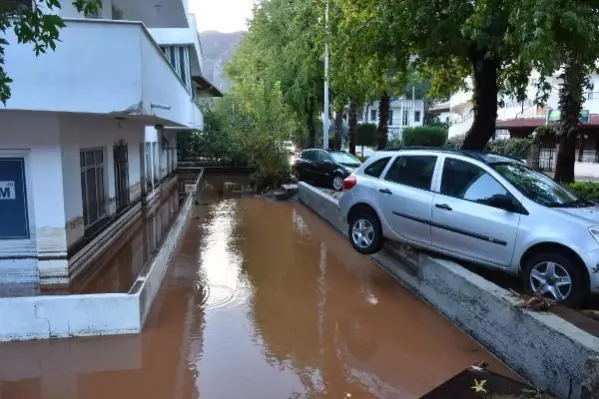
[
  {"left": 445, "top": 135, "right": 532, "bottom": 160},
  {"left": 566, "top": 181, "right": 599, "bottom": 203},
  {"left": 403, "top": 126, "right": 449, "bottom": 147}
]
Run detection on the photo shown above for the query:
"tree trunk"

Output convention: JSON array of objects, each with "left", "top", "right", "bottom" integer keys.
[
  {"left": 307, "top": 114, "right": 316, "bottom": 148},
  {"left": 348, "top": 101, "right": 357, "bottom": 155},
  {"left": 377, "top": 92, "right": 390, "bottom": 150},
  {"left": 578, "top": 133, "right": 585, "bottom": 162},
  {"left": 462, "top": 50, "right": 500, "bottom": 150},
  {"left": 334, "top": 105, "right": 344, "bottom": 151},
  {"left": 554, "top": 62, "right": 585, "bottom": 184}
]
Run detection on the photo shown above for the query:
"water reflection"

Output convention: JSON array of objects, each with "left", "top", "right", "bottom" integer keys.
[
  {"left": 62, "top": 187, "right": 180, "bottom": 294},
  {"left": 0, "top": 174, "right": 513, "bottom": 399}
]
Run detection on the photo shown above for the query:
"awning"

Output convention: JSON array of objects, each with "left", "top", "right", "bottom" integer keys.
[
  {"left": 192, "top": 75, "right": 223, "bottom": 97},
  {"left": 496, "top": 114, "right": 599, "bottom": 130}
]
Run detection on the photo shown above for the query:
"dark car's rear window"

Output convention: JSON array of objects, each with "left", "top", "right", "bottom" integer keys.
[{"left": 364, "top": 157, "right": 391, "bottom": 178}]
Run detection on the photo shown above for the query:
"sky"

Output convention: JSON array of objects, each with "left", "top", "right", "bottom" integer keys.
[{"left": 191, "top": 0, "right": 254, "bottom": 33}]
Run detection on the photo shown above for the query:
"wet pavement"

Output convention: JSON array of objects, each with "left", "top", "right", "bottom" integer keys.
[{"left": 0, "top": 174, "right": 514, "bottom": 398}]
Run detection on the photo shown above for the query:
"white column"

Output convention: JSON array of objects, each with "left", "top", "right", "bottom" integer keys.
[{"left": 30, "top": 134, "right": 70, "bottom": 285}]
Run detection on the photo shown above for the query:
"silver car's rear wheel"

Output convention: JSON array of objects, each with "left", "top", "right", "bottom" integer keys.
[
  {"left": 529, "top": 261, "right": 572, "bottom": 302},
  {"left": 347, "top": 210, "right": 384, "bottom": 255},
  {"left": 351, "top": 219, "right": 375, "bottom": 249},
  {"left": 332, "top": 175, "right": 344, "bottom": 191}
]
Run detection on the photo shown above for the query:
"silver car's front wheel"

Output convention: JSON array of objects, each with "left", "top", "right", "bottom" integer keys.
[
  {"left": 332, "top": 175, "right": 344, "bottom": 191},
  {"left": 529, "top": 261, "right": 572, "bottom": 301},
  {"left": 522, "top": 252, "right": 586, "bottom": 306}
]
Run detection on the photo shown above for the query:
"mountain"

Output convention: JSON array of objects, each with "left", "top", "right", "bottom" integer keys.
[{"left": 199, "top": 30, "right": 246, "bottom": 93}]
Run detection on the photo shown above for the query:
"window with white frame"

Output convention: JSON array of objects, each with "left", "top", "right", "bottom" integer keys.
[
  {"left": 80, "top": 149, "right": 106, "bottom": 228},
  {"left": 370, "top": 110, "right": 377, "bottom": 122},
  {"left": 160, "top": 45, "right": 192, "bottom": 93},
  {"left": 414, "top": 110, "right": 421, "bottom": 123},
  {"left": 388, "top": 110, "right": 394, "bottom": 125},
  {"left": 402, "top": 110, "right": 409, "bottom": 126}
]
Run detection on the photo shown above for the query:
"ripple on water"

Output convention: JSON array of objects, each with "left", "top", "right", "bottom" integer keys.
[{"left": 200, "top": 284, "right": 236, "bottom": 309}]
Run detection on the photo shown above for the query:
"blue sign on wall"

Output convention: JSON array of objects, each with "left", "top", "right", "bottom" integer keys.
[{"left": 0, "top": 158, "right": 30, "bottom": 240}]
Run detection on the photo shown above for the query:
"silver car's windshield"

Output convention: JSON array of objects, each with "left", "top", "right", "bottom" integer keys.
[{"left": 491, "top": 162, "right": 592, "bottom": 208}]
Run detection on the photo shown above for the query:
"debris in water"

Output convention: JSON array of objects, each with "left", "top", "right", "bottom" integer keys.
[
  {"left": 582, "top": 309, "right": 599, "bottom": 321},
  {"left": 471, "top": 378, "right": 488, "bottom": 394},
  {"left": 469, "top": 361, "right": 489, "bottom": 372},
  {"left": 509, "top": 289, "right": 554, "bottom": 312}
]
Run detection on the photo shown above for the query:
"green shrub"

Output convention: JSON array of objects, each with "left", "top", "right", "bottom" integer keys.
[
  {"left": 443, "top": 135, "right": 532, "bottom": 159},
  {"left": 356, "top": 123, "right": 377, "bottom": 147},
  {"left": 566, "top": 181, "right": 599, "bottom": 203},
  {"left": 487, "top": 138, "right": 532, "bottom": 159},
  {"left": 445, "top": 135, "right": 465, "bottom": 149},
  {"left": 387, "top": 137, "right": 402, "bottom": 148},
  {"left": 403, "top": 126, "right": 449, "bottom": 147}
]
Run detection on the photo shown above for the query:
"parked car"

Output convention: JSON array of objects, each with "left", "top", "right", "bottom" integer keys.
[
  {"left": 293, "top": 149, "right": 363, "bottom": 191},
  {"left": 338, "top": 147, "right": 599, "bottom": 306}
]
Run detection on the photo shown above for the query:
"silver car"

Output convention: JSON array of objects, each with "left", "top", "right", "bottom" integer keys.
[{"left": 338, "top": 148, "right": 599, "bottom": 305}]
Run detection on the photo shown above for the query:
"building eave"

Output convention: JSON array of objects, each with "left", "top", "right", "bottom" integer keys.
[{"left": 192, "top": 75, "right": 223, "bottom": 97}]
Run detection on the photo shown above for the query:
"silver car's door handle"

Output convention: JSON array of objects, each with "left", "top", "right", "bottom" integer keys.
[
  {"left": 379, "top": 188, "right": 392, "bottom": 195},
  {"left": 435, "top": 203, "right": 452, "bottom": 211}
]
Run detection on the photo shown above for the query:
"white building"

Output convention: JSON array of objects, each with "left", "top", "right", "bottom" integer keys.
[
  {"left": 447, "top": 72, "right": 599, "bottom": 138},
  {"left": 0, "top": 0, "right": 220, "bottom": 287},
  {"left": 358, "top": 97, "right": 426, "bottom": 141}
]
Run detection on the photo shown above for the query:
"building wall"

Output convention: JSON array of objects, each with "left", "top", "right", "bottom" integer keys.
[
  {"left": 448, "top": 72, "right": 599, "bottom": 139},
  {"left": 0, "top": 111, "right": 66, "bottom": 260},
  {"left": 0, "top": 111, "right": 148, "bottom": 283},
  {"left": 361, "top": 99, "right": 425, "bottom": 127},
  {"left": 59, "top": 115, "right": 144, "bottom": 250}
]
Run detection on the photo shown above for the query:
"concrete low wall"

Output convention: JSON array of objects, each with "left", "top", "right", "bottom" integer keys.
[
  {"left": 135, "top": 190, "right": 194, "bottom": 325},
  {"left": 0, "top": 293, "right": 139, "bottom": 341},
  {"left": 0, "top": 170, "right": 202, "bottom": 342},
  {"left": 297, "top": 182, "right": 599, "bottom": 398}
]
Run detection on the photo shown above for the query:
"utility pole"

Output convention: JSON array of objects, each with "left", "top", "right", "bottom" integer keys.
[{"left": 323, "top": 0, "right": 330, "bottom": 149}]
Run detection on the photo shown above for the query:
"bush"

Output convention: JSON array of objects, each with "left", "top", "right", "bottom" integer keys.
[
  {"left": 403, "top": 126, "right": 449, "bottom": 147},
  {"left": 487, "top": 138, "right": 532, "bottom": 159},
  {"left": 356, "top": 123, "right": 377, "bottom": 147},
  {"left": 443, "top": 135, "right": 532, "bottom": 159},
  {"left": 566, "top": 181, "right": 599, "bottom": 203},
  {"left": 445, "top": 135, "right": 464, "bottom": 149}
]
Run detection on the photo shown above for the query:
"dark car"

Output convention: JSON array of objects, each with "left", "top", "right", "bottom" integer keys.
[{"left": 293, "top": 149, "right": 362, "bottom": 191}]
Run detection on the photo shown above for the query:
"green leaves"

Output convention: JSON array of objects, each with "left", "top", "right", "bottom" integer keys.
[
  {"left": 227, "top": 0, "right": 324, "bottom": 144},
  {"left": 0, "top": 0, "right": 101, "bottom": 104}
]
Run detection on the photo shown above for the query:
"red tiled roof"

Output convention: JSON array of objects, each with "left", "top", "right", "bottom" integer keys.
[{"left": 496, "top": 114, "right": 599, "bottom": 129}]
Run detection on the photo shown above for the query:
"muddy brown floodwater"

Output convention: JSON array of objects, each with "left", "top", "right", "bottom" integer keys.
[{"left": 0, "top": 174, "right": 516, "bottom": 399}]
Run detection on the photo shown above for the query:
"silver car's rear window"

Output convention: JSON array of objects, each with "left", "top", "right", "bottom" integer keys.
[{"left": 364, "top": 157, "right": 392, "bottom": 178}]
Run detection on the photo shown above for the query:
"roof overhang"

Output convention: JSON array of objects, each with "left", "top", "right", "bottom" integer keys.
[
  {"left": 496, "top": 114, "right": 599, "bottom": 130},
  {"left": 193, "top": 75, "right": 223, "bottom": 97}
]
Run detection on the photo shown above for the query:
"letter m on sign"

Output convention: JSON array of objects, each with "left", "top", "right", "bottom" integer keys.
[{"left": 0, "top": 181, "right": 15, "bottom": 200}]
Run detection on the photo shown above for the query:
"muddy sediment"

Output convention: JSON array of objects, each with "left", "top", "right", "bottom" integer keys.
[{"left": 0, "top": 174, "right": 514, "bottom": 399}]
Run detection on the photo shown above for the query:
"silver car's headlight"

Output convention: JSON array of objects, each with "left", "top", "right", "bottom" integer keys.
[{"left": 589, "top": 226, "right": 599, "bottom": 243}]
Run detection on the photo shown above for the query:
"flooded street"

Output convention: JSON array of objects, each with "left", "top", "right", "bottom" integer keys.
[{"left": 0, "top": 174, "right": 513, "bottom": 398}]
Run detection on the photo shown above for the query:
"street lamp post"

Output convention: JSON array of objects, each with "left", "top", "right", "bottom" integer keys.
[{"left": 323, "top": 0, "right": 330, "bottom": 149}]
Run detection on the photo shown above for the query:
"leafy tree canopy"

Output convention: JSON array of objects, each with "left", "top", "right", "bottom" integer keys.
[{"left": 226, "top": 0, "right": 324, "bottom": 145}]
